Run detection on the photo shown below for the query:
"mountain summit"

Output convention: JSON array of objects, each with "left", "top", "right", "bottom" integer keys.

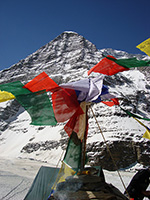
[
  {"left": 0, "top": 31, "right": 100, "bottom": 84},
  {"left": 0, "top": 31, "right": 150, "bottom": 170}
]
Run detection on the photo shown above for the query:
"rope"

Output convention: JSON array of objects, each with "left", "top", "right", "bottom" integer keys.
[{"left": 89, "top": 105, "right": 130, "bottom": 199}]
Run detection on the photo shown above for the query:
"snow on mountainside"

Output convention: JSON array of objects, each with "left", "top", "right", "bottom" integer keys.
[{"left": 0, "top": 31, "right": 150, "bottom": 171}]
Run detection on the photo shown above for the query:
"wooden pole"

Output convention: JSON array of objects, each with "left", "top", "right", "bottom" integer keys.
[{"left": 80, "top": 105, "right": 88, "bottom": 172}]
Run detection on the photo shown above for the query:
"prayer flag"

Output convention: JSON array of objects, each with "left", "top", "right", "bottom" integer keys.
[
  {"left": 101, "top": 98, "right": 119, "bottom": 107},
  {"left": 23, "top": 71, "right": 59, "bottom": 92},
  {"left": 52, "top": 161, "right": 75, "bottom": 191},
  {"left": 0, "top": 81, "right": 31, "bottom": 96},
  {"left": 143, "top": 128, "right": 150, "bottom": 140},
  {"left": 63, "top": 131, "right": 82, "bottom": 171},
  {"left": 88, "top": 55, "right": 150, "bottom": 76},
  {"left": 52, "top": 87, "right": 83, "bottom": 122},
  {"left": 60, "top": 76, "right": 104, "bottom": 102},
  {"left": 61, "top": 76, "right": 116, "bottom": 104},
  {"left": 16, "top": 90, "right": 57, "bottom": 126},
  {"left": 133, "top": 117, "right": 150, "bottom": 140},
  {"left": 136, "top": 38, "right": 150, "bottom": 57},
  {"left": 88, "top": 55, "right": 129, "bottom": 76},
  {"left": 64, "top": 102, "right": 88, "bottom": 140},
  {"left": 109, "top": 56, "right": 150, "bottom": 69},
  {"left": 0, "top": 90, "right": 15, "bottom": 102}
]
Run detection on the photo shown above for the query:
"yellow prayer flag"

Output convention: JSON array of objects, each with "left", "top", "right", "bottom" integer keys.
[
  {"left": 136, "top": 38, "right": 150, "bottom": 57},
  {"left": 143, "top": 129, "right": 150, "bottom": 140},
  {"left": 52, "top": 161, "right": 75, "bottom": 190},
  {"left": 0, "top": 90, "right": 15, "bottom": 103},
  {"left": 133, "top": 117, "right": 150, "bottom": 140}
]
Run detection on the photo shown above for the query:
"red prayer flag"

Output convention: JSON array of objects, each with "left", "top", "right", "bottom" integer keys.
[
  {"left": 52, "top": 87, "right": 83, "bottom": 122},
  {"left": 23, "top": 71, "right": 59, "bottom": 92},
  {"left": 101, "top": 98, "right": 119, "bottom": 107},
  {"left": 64, "top": 107, "right": 84, "bottom": 137},
  {"left": 88, "top": 55, "right": 129, "bottom": 76},
  {"left": 64, "top": 103, "right": 88, "bottom": 140}
]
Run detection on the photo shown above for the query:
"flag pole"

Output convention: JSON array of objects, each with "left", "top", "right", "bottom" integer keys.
[{"left": 80, "top": 104, "right": 88, "bottom": 172}]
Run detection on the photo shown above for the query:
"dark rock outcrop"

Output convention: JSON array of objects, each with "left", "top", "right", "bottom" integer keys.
[
  {"left": 50, "top": 174, "right": 128, "bottom": 200},
  {"left": 87, "top": 140, "right": 150, "bottom": 170}
]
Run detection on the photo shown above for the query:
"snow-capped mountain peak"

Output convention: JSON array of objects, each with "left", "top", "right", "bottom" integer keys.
[{"left": 0, "top": 31, "right": 150, "bottom": 170}]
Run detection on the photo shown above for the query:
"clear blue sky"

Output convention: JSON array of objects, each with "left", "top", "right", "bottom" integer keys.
[{"left": 0, "top": 0, "right": 150, "bottom": 71}]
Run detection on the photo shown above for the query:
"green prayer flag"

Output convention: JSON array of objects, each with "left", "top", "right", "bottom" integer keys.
[
  {"left": 16, "top": 90, "right": 57, "bottom": 126},
  {"left": 115, "top": 58, "right": 150, "bottom": 68},
  {"left": 106, "top": 56, "right": 150, "bottom": 69},
  {"left": 0, "top": 81, "right": 31, "bottom": 96},
  {"left": 63, "top": 132, "right": 82, "bottom": 171},
  {"left": 0, "top": 81, "right": 57, "bottom": 126}
]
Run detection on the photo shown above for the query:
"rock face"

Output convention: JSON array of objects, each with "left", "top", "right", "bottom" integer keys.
[
  {"left": 0, "top": 31, "right": 150, "bottom": 170},
  {"left": 50, "top": 174, "right": 128, "bottom": 200},
  {"left": 87, "top": 140, "right": 150, "bottom": 171}
]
